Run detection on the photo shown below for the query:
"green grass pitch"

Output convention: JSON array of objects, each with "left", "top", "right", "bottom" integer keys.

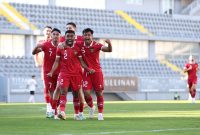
[{"left": 0, "top": 101, "right": 200, "bottom": 135}]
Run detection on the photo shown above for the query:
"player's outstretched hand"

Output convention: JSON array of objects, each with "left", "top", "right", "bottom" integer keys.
[{"left": 47, "top": 72, "right": 53, "bottom": 77}]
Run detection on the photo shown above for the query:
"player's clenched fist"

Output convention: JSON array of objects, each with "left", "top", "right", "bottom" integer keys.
[{"left": 47, "top": 72, "right": 53, "bottom": 77}]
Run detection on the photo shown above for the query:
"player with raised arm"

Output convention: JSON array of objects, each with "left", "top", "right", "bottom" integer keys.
[
  {"left": 35, "top": 26, "right": 52, "bottom": 67},
  {"left": 80, "top": 28, "right": 112, "bottom": 120},
  {"left": 34, "top": 26, "right": 53, "bottom": 117},
  {"left": 183, "top": 55, "right": 199, "bottom": 103},
  {"left": 48, "top": 30, "right": 90, "bottom": 120},
  {"left": 32, "top": 28, "right": 61, "bottom": 117}
]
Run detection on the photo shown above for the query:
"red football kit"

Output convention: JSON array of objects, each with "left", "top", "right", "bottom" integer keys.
[
  {"left": 185, "top": 63, "right": 198, "bottom": 88},
  {"left": 80, "top": 41, "right": 104, "bottom": 91},
  {"left": 41, "top": 41, "right": 60, "bottom": 92},
  {"left": 56, "top": 43, "right": 82, "bottom": 91},
  {"left": 35, "top": 39, "right": 52, "bottom": 66}
]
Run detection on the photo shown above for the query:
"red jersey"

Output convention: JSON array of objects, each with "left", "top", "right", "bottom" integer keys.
[
  {"left": 80, "top": 41, "right": 103, "bottom": 72},
  {"left": 35, "top": 39, "right": 50, "bottom": 66},
  {"left": 59, "top": 35, "right": 83, "bottom": 43},
  {"left": 41, "top": 41, "right": 60, "bottom": 75},
  {"left": 185, "top": 63, "right": 198, "bottom": 80},
  {"left": 56, "top": 43, "right": 82, "bottom": 76}
]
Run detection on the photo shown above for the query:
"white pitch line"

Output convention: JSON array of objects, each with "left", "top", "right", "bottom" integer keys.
[{"left": 84, "top": 128, "right": 200, "bottom": 135}]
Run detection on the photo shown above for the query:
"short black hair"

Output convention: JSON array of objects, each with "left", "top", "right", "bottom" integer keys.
[
  {"left": 66, "top": 22, "right": 76, "bottom": 28},
  {"left": 44, "top": 26, "right": 52, "bottom": 29},
  {"left": 82, "top": 28, "right": 94, "bottom": 35},
  {"left": 32, "top": 75, "right": 35, "bottom": 78},
  {"left": 51, "top": 28, "right": 61, "bottom": 34},
  {"left": 65, "top": 30, "right": 75, "bottom": 35}
]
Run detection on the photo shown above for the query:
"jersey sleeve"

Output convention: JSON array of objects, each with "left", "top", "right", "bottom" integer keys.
[
  {"left": 77, "top": 47, "right": 82, "bottom": 58},
  {"left": 74, "top": 44, "right": 82, "bottom": 57},
  {"left": 40, "top": 42, "right": 47, "bottom": 51},
  {"left": 56, "top": 48, "right": 61, "bottom": 57},
  {"left": 185, "top": 63, "right": 190, "bottom": 69},
  {"left": 195, "top": 63, "right": 199, "bottom": 70},
  {"left": 95, "top": 43, "right": 103, "bottom": 51},
  {"left": 75, "top": 41, "right": 84, "bottom": 49}
]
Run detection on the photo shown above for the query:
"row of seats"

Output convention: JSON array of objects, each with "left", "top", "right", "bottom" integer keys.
[
  {"left": 169, "top": 59, "right": 200, "bottom": 77},
  {"left": 126, "top": 11, "right": 200, "bottom": 39},
  {"left": 0, "top": 56, "right": 39, "bottom": 78},
  {"left": 0, "top": 56, "right": 182, "bottom": 77},
  {"left": 0, "top": 17, "right": 19, "bottom": 30},
  {"left": 0, "top": 3, "right": 199, "bottom": 40},
  {"left": 100, "top": 59, "right": 180, "bottom": 77}
]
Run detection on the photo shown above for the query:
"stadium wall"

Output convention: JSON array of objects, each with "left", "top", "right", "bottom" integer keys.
[
  {"left": 0, "top": 76, "right": 9, "bottom": 102},
  {"left": 4, "top": 76, "right": 200, "bottom": 102}
]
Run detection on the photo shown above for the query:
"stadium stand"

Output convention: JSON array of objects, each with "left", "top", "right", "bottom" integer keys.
[
  {"left": 101, "top": 58, "right": 180, "bottom": 77},
  {"left": 127, "top": 11, "right": 200, "bottom": 39},
  {"left": 0, "top": 1, "right": 199, "bottom": 102},
  {"left": 0, "top": 3, "right": 199, "bottom": 40},
  {"left": 0, "top": 56, "right": 180, "bottom": 78},
  {"left": 169, "top": 59, "right": 186, "bottom": 69},
  {"left": 0, "top": 16, "right": 19, "bottom": 30},
  {"left": 0, "top": 56, "right": 40, "bottom": 77}
]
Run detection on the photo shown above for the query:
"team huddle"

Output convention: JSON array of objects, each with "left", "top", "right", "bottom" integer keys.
[
  {"left": 32, "top": 22, "right": 112, "bottom": 120},
  {"left": 31, "top": 22, "right": 198, "bottom": 121}
]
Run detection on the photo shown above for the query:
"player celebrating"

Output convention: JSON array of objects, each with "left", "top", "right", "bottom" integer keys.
[
  {"left": 60, "top": 22, "right": 87, "bottom": 117},
  {"left": 32, "top": 28, "right": 61, "bottom": 117},
  {"left": 183, "top": 55, "right": 199, "bottom": 103},
  {"left": 80, "top": 28, "right": 112, "bottom": 120},
  {"left": 48, "top": 30, "right": 90, "bottom": 120},
  {"left": 35, "top": 26, "right": 52, "bottom": 66},
  {"left": 34, "top": 26, "right": 53, "bottom": 117}
]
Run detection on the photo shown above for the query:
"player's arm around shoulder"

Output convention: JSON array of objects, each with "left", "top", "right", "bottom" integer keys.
[
  {"left": 32, "top": 42, "right": 45, "bottom": 55},
  {"left": 47, "top": 56, "right": 60, "bottom": 77},
  {"left": 78, "top": 56, "right": 95, "bottom": 74},
  {"left": 101, "top": 39, "right": 112, "bottom": 52},
  {"left": 183, "top": 64, "right": 192, "bottom": 73},
  {"left": 183, "top": 67, "right": 188, "bottom": 73},
  {"left": 57, "top": 42, "right": 65, "bottom": 49}
]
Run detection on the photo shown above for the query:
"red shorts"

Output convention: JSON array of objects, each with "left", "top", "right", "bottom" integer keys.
[
  {"left": 188, "top": 78, "right": 197, "bottom": 88},
  {"left": 57, "top": 73, "right": 82, "bottom": 91},
  {"left": 82, "top": 70, "right": 104, "bottom": 91},
  {"left": 43, "top": 73, "right": 58, "bottom": 92}
]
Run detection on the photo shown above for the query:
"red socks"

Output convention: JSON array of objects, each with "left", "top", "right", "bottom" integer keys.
[
  {"left": 85, "top": 96, "right": 94, "bottom": 108},
  {"left": 60, "top": 95, "right": 67, "bottom": 112},
  {"left": 52, "top": 99, "right": 59, "bottom": 115},
  {"left": 79, "top": 102, "right": 84, "bottom": 113},
  {"left": 44, "top": 89, "right": 50, "bottom": 103},
  {"left": 73, "top": 97, "right": 80, "bottom": 114},
  {"left": 191, "top": 89, "right": 196, "bottom": 98},
  {"left": 97, "top": 96, "right": 104, "bottom": 113}
]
